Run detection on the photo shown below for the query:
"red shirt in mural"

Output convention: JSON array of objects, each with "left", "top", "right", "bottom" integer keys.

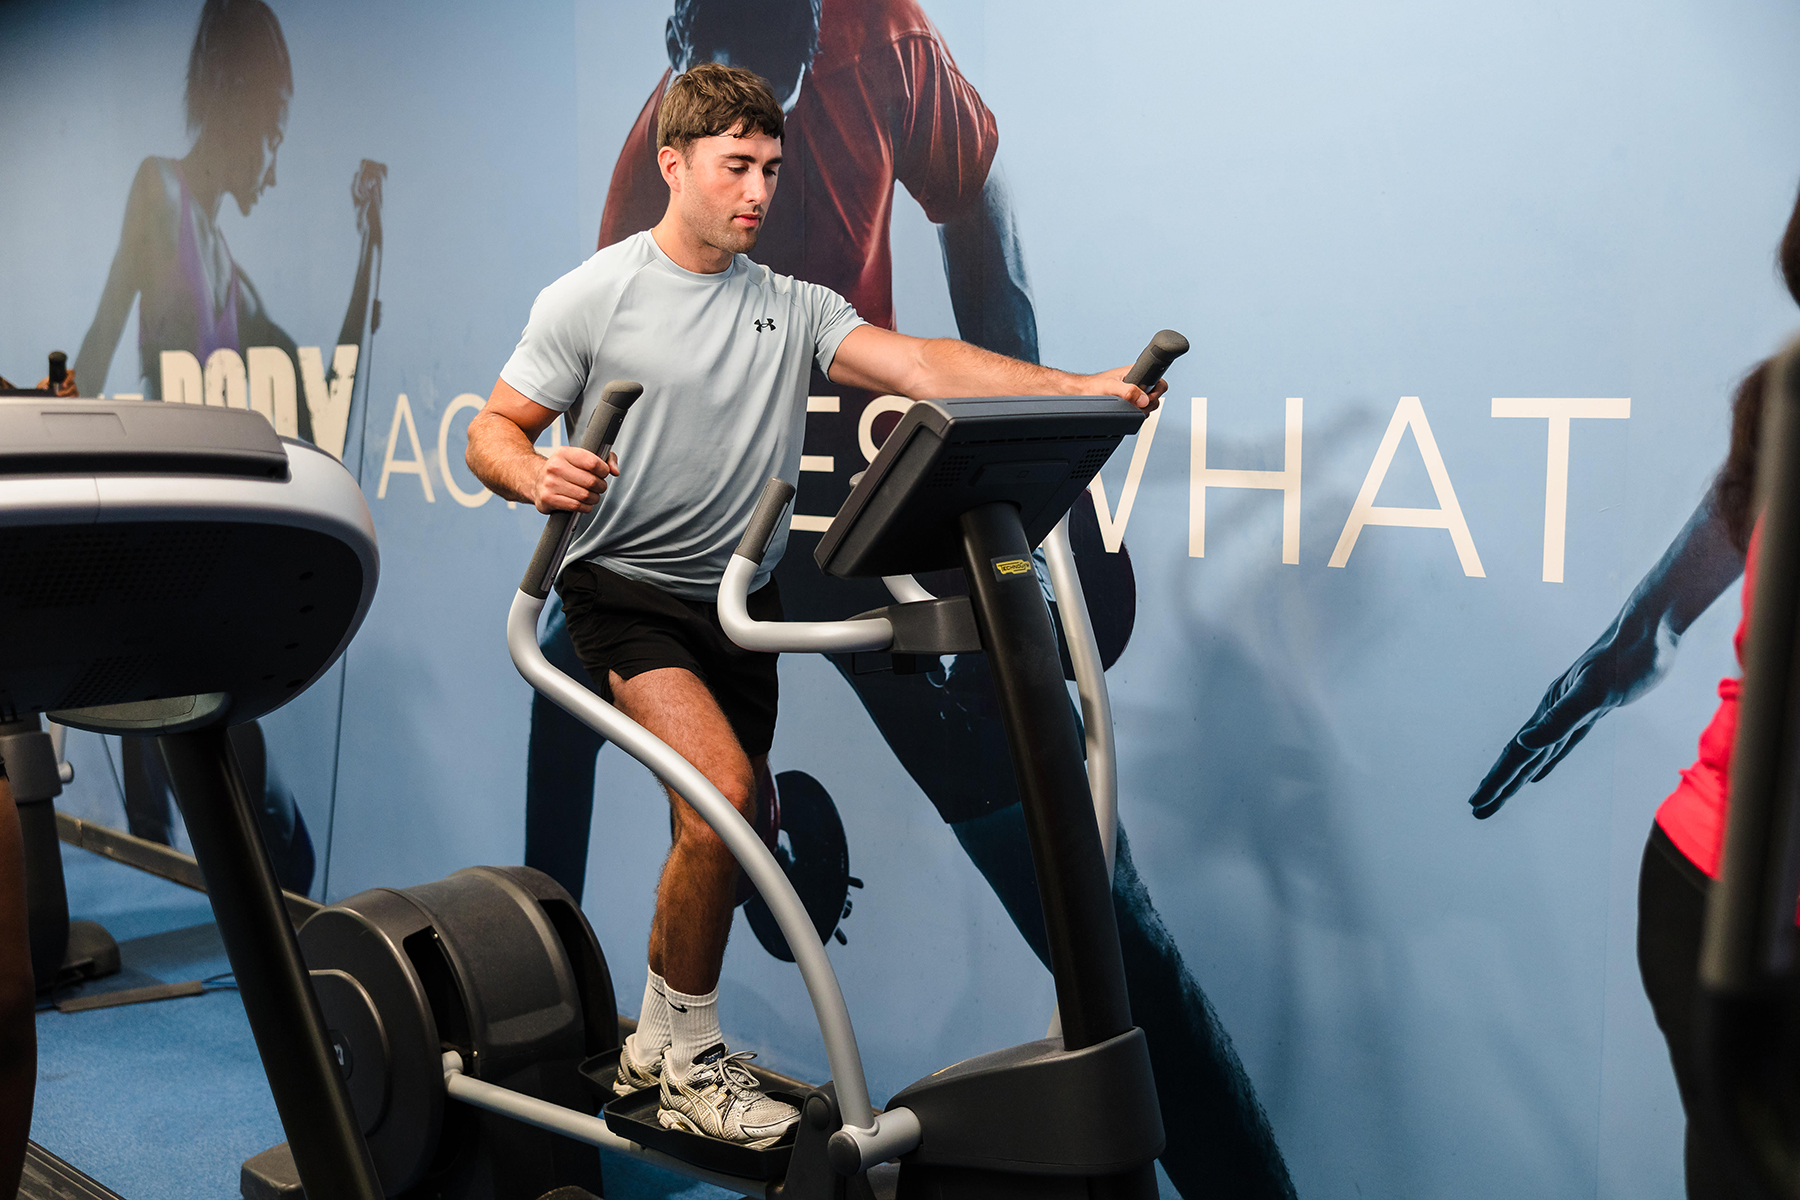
[
  {"left": 1656, "top": 522, "right": 1767, "bottom": 891},
  {"left": 597, "top": 0, "right": 999, "bottom": 334}
]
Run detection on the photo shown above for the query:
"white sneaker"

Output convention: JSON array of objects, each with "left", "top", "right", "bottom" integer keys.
[
  {"left": 657, "top": 1043, "right": 799, "bottom": 1148},
  {"left": 614, "top": 1040, "right": 663, "bottom": 1097}
]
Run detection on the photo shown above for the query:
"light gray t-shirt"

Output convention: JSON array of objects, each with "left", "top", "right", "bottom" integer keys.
[{"left": 500, "top": 230, "right": 866, "bottom": 599}]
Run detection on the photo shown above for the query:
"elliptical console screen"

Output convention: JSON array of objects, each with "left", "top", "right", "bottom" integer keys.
[{"left": 814, "top": 395, "right": 1145, "bottom": 579}]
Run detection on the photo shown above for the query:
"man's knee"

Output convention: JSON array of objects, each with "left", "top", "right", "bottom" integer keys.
[{"left": 674, "top": 772, "right": 755, "bottom": 858}]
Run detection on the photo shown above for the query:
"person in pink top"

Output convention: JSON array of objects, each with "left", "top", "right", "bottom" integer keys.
[{"left": 1479, "top": 189, "right": 1800, "bottom": 1197}]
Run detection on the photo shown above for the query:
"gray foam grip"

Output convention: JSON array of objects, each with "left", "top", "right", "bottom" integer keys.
[
  {"left": 520, "top": 380, "right": 643, "bottom": 598},
  {"left": 735, "top": 478, "right": 797, "bottom": 565},
  {"left": 1122, "top": 329, "right": 1190, "bottom": 391}
]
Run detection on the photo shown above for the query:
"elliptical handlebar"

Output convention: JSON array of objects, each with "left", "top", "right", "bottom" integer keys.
[
  {"left": 519, "top": 379, "right": 643, "bottom": 600},
  {"left": 507, "top": 402, "right": 881, "bottom": 1139},
  {"left": 1123, "top": 329, "right": 1189, "bottom": 393},
  {"left": 733, "top": 476, "right": 797, "bottom": 564},
  {"left": 718, "top": 478, "right": 895, "bottom": 653}
]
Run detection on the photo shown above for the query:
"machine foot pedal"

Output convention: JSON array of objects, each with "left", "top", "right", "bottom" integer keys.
[
  {"left": 240, "top": 1142, "right": 302, "bottom": 1200},
  {"left": 19, "top": 1140, "right": 126, "bottom": 1199},
  {"left": 580, "top": 1048, "right": 799, "bottom": 1180}
]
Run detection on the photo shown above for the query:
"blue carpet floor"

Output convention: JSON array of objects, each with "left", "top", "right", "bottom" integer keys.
[{"left": 30, "top": 844, "right": 734, "bottom": 1200}]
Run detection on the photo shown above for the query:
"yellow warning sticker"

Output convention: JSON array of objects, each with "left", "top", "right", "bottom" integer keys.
[{"left": 991, "top": 556, "right": 1033, "bottom": 579}]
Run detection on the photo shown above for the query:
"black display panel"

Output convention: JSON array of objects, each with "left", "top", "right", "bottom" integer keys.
[{"left": 813, "top": 395, "right": 1146, "bottom": 578}]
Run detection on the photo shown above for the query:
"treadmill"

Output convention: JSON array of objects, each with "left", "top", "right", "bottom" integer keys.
[{"left": 0, "top": 397, "right": 385, "bottom": 1198}]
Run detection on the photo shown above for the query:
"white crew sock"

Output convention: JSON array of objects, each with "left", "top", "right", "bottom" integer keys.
[
  {"left": 624, "top": 968, "right": 672, "bottom": 1071},
  {"left": 664, "top": 982, "right": 724, "bottom": 1081}
]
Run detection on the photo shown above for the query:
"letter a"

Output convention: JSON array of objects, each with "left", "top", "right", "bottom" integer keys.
[
  {"left": 378, "top": 394, "right": 436, "bottom": 502},
  {"left": 1328, "top": 396, "right": 1484, "bottom": 577}
]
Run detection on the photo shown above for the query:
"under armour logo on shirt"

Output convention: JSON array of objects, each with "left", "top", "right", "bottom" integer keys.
[{"left": 754, "top": 318, "right": 777, "bottom": 332}]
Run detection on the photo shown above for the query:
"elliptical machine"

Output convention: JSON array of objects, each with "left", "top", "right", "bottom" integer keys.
[{"left": 255, "top": 331, "right": 1189, "bottom": 1200}]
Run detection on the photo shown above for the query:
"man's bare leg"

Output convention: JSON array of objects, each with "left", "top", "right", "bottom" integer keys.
[
  {"left": 607, "top": 666, "right": 758, "bottom": 996},
  {"left": 604, "top": 666, "right": 797, "bottom": 1144}
]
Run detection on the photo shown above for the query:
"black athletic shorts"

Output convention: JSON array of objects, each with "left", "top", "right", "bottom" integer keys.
[{"left": 557, "top": 560, "right": 782, "bottom": 757}]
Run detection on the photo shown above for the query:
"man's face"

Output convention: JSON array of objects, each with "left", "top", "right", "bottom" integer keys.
[{"left": 666, "top": 128, "right": 783, "bottom": 256}]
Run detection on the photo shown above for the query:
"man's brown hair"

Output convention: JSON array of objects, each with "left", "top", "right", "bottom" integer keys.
[{"left": 657, "top": 62, "right": 784, "bottom": 155}]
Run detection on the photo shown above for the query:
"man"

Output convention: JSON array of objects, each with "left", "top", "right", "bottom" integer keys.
[
  {"left": 468, "top": 63, "right": 1159, "bottom": 1147},
  {"left": 533, "top": 4, "right": 1298, "bottom": 1195}
]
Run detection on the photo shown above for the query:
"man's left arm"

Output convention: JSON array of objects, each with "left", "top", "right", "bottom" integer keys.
[{"left": 827, "top": 324, "right": 1162, "bottom": 410}]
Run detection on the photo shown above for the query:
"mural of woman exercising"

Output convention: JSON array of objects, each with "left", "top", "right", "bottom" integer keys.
[
  {"left": 523, "top": 1, "right": 1295, "bottom": 1194},
  {"left": 72, "top": 0, "right": 385, "bottom": 895}
]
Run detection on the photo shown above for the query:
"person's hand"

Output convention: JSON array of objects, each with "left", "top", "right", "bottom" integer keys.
[
  {"left": 1079, "top": 365, "right": 1167, "bottom": 413},
  {"left": 353, "top": 159, "right": 387, "bottom": 247},
  {"left": 533, "top": 446, "right": 618, "bottom": 514},
  {"left": 1468, "top": 614, "right": 1674, "bottom": 818},
  {"left": 34, "top": 369, "right": 77, "bottom": 398}
]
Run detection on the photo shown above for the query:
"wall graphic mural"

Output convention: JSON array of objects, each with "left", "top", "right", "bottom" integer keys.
[
  {"left": 39, "top": 0, "right": 385, "bottom": 896},
  {"left": 5, "top": 0, "right": 1800, "bottom": 1196}
]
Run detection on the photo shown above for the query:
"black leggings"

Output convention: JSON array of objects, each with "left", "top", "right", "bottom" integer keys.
[{"left": 1638, "top": 821, "right": 1772, "bottom": 1199}]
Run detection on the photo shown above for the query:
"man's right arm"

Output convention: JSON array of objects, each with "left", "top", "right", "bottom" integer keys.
[
  {"left": 939, "top": 164, "right": 1038, "bottom": 364},
  {"left": 466, "top": 378, "right": 616, "bottom": 513}
]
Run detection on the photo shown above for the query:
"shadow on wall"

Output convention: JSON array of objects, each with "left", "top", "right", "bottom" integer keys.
[
  {"left": 1127, "top": 402, "right": 1414, "bottom": 1193},
  {"left": 1131, "top": 398, "right": 1613, "bottom": 1194}
]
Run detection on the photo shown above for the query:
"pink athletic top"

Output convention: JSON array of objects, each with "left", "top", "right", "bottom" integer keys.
[{"left": 1655, "top": 522, "right": 1759, "bottom": 883}]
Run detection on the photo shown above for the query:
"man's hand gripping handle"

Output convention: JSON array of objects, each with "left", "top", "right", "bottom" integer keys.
[{"left": 521, "top": 380, "right": 643, "bottom": 599}]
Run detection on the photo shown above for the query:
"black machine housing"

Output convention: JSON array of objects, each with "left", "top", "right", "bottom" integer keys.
[
  {"left": 812, "top": 393, "right": 1165, "bottom": 1199},
  {"left": 245, "top": 867, "right": 618, "bottom": 1200}
]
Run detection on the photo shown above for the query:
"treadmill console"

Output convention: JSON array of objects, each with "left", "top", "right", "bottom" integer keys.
[
  {"left": 813, "top": 395, "right": 1146, "bottom": 578},
  {"left": 0, "top": 399, "right": 290, "bottom": 480}
]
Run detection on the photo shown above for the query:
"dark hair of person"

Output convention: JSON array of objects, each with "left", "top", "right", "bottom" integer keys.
[
  {"left": 666, "top": 0, "right": 821, "bottom": 75},
  {"left": 1714, "top": 358, "right": 1771, "bottom": 552},
  {"left": 656, "top": 63, "right": 784, "bottom": 155},
  {"left": 184, "top": 0, "right": 293, "bottom": 134},
  {"left": 1711, "top": 184, "right": 1800, "bottom": 551}
]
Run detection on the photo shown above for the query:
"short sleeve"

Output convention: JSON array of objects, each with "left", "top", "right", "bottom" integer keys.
[
  {"left": 499, "top": 282, "right": 591, "bottom": 414},
  {"left": 806, "top": 283, "right": 868, "bottom": 376},
  {"left": 889, "top": 31, "right": 999, "bottom": 223}
]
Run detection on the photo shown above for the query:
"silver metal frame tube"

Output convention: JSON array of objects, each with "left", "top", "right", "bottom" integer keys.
[
  {"left": 507, "top": 589, "right": 876, "bottom": 1130},
  {"left": 718, "top": 555, "right": 892, "bottom": 653},
  {"left": 829, "top": 1105, "right": 923, "bottom": 1173},
  {"left": 1040, "top": 515, "right": 1118, "bottom": 875},
  {"left": 441, "top": 1053, "right": 767, "bottom": 1195},
  {"left": 881, "top": 575, "right": 935, "bottom": 604}
]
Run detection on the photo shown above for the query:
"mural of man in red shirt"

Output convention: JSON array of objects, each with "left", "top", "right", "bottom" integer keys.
[{"left": 530, "top": 2, "right": 1294, "bottom": 1194}]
